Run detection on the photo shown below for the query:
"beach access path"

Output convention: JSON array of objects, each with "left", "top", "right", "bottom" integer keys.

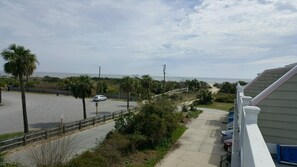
[{"left": 157, "top": 108, "right": 227, "bottom": 167}]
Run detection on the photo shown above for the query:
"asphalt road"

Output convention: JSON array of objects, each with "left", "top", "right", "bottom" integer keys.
[{"left": 0, "top": 91, "right": 136, "bottom": 134}]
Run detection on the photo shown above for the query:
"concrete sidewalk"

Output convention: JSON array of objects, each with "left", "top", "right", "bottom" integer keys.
[
  {"left": 157, "top": 108, "right": 227, "bottom": 167},
  {"left": 6, "top": 121, "right": 115, "bottom": 167}
]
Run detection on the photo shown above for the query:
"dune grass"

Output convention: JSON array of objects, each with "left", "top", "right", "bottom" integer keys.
[{"left": 0, "top": 132, "right": 23, "bottom": 141}]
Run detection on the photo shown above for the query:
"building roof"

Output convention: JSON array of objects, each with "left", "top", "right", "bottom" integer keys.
[
  {"left": 250, "top": 63, "right": 297, "bottom": 105},
  {"left": 244, "top": 63, "right": 296, "bottom": 98}
]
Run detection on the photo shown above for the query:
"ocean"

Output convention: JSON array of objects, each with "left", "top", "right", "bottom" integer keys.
[{"left": 0, "top": 71, "right": 251, "bottom": 84}]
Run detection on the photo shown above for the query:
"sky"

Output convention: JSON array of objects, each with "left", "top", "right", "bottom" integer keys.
[{"left": 0, "top": 0, "right": 297, "bottom": 79}]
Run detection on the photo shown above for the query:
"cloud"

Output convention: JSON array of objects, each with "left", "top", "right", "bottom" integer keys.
[{"left": 0, "top": 0, "right": 297, "bottom": 79}]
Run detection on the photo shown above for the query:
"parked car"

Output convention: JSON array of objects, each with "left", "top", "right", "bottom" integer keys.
[
  {"left": 228, "top": 115, "right": 234, "bottom": 122},
  {"left": 93, "top": 95, "right": 107, "bottom": 102},
  {"left": 227, "top": 121, "right": 234, "bottom": 130},
  {"left": 221, "top": 130, "right": 233, "bottom": 142},
  {"left": 223, "top": 139, "right": 233, "bottom": 151},
  {"left": 227, "top": 111, "right": 234, "bottom": 122}
]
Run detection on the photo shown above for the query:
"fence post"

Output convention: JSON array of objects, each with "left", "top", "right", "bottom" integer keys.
[
  {"left": 112, "top": 113, "right": 115, "bottom": 119},
  {"left": 23, "top": 134, "right": 27, "bottom": 146},
  {"left": 79, "top": 121, "right": 82, "bottom": 129},
  {"left": 45, "top": 130, "right": 48, "bottom": 139},
  {"left": 103, "top": 115, "right": 106, "bottom": 122},
  {"left": 63, "top": 125, "right": 66, "bottom": 134},
  {"left": 93, "top": 117, "right": 95, "bottom": 125}
]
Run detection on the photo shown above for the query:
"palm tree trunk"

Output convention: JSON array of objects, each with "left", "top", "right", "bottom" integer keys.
[
  {"left": 127, "top": 92, "right": 130, "bottom": 109},
  {"left": 82, "top": 97, "right": 87, "bottom": 119},
  {"left": 19, "top": 76, "right": 29, "bottom": 133}
]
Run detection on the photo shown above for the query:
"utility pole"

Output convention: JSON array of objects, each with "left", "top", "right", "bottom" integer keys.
[
  {"left": 163, "top": 64, "right": 166, "bottom": 94},
  {"left": 95, "top": 65, "right": 102, "bottom": 93},
  {"left": 95, "top": 65, "right": 101, "bottom": 79},
  {"left": 98, "top": 66, "right": 101, "bottom": 79}
]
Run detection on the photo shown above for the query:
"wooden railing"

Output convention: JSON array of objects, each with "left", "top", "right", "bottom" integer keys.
[{"left": 0, "top": 108, "right": 136, "bottom": 152}]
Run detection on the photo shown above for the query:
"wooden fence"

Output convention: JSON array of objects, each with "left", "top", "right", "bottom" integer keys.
[{"left": 0, "top": 108, "right": 135, "bottom": 152}]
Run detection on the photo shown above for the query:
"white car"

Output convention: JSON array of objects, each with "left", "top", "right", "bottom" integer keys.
[{"left": 93, "top": 95, "right": 107, "bottom": 102}]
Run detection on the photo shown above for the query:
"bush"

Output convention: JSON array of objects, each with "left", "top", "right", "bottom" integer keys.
[
  {"left": 213, "top": 83, "right": 221, "bottom": 89},
  {"left": 196, "top": 89, "right": 213, "bottom": 105},
  {"left": 215, "top": 93, "right": 235, "bottom": 103},
  {"left": 27, "top": 135, "right": 77, "bottom": 167},
  {"left": 189, "top": 104, "right": 196, "bottom": 111},
  {"left": 219, "top": 82, "right": 236, "bottom": 94},
  {"left": 115, "top": 97, "right": 180, "bottom": 148},
  {"left": 43, "top": 76, "right": 61, "bottom": 83},
  {"left": 0, "top": 153, "right": 18, "bottom": 167},
  {"left": 182, "top": 104, "right": 188, "bottom": 112}
]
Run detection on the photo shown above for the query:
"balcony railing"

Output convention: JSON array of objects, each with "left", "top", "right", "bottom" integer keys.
[{"left": 231, "top": 84, "right": 275, "bottom": 167}]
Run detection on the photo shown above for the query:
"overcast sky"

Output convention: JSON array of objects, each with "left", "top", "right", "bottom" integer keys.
[{"left": 0, "top": 0, "right": 297, "bottom": 79}]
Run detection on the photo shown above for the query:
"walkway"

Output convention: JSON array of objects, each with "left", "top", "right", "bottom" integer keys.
[
  {"left": 157, "top": 108, "right": 227, "bottom": 167},
  {"left": 6, "top": 121, "right": 115, "bottom": 167}
]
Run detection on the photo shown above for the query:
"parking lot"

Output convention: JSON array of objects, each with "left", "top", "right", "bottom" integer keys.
[{"left": 0, "top": 91, "right": 137, "bottom": 134}]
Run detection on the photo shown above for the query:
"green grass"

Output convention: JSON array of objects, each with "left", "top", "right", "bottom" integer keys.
[
  {"left": 197, "top": 102, "right": 234, "bottom": 111},
  {"left": 188, "top": 110, "right": 203, "bottom": 119},
  {"left": 0, "top": 132, "right": 23, "bottom": 141},
  {"left": 143, "top": 125, "right": 187, "bottom": 167}
]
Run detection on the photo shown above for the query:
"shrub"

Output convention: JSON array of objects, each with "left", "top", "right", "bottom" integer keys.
[
  {"left": 189, "top": 104, "right": 196, "bottom": 111},
  {"left": 27, "top": 135, "right": 77, "bottom": 167},
  {"left": 115, "top": 97, "right": 179, "bottom": 148},
  {"left": 196, "top": 89, "right": 213, "bottom": 105},
  {"left": 182, "top": 104, "right": 188, "bottom": 112},
  {"left": 219, "top": 82, "right": 236, "bottom": 94},
  {"left": 213, "top": 83, "right": 221, "bottom": 89},
  {"left": 215, "top": 92, "right": 235, "bottom": 103}
]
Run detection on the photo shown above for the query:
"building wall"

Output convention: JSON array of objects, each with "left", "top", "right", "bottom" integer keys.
[
  {"left": 244, "top": 67, "right": 291, "bottom": 98},
  {"left": 257, "top": 74, "right": 297, "bottom": 144}
]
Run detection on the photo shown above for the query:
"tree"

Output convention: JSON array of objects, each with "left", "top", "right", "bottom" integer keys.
[
  {"left": 0, "top": 80, "right": 5, "bottom": 104},
  {"left": 185, "top": 79, "right": 200, "bottom": 91},
  {"left": 140, "top": 75, "right": 153, "bottom": 100},
  {"left": 220, "top": 82, "right": 236, "bottom": 94},
  {"left": 1, "top": 44, "right": 38, "bottom": 133},
  {"left": 120, "top": 76, "right": 136, "bottom": 109},
  {"left": 70, "top": 76, "right": 94, "bottom": 119}
]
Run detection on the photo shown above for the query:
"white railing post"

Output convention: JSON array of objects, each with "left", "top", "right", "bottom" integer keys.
[
  {"left": 236, "top": 83, "right": 244, "bottom": 125},
  {"left": 242, "top": 106, "right": 275, "bottom": 167},
  {"left": 242, "top": 106, "right": 260, "bottom": 167}
]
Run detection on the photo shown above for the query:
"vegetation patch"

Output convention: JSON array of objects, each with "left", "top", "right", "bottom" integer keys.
[
  {"left": 188, "top": 110, "right": 203, "bottom": 119},
  {"left": 0, "top": 132, "right": 23, "bottom": 141},
  {"left": 64, "top": 97, "right": 188, "bottom": 167},
  {"left": 196, "top": 102, "right": 234, "bottom": 111}
]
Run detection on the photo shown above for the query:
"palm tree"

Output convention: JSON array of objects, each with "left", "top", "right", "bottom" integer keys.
[
  {"left": 120, "top": 76, "right": 136, "bottom": 109},
  {"left": 1, "top": 44, "right": 38, "bottom": 133},
  {"left": 140, "top": 75, "right": 153, "bottom": 100},
  {"left": 70, "top": 76, "right": 94, "bottom": 119}
]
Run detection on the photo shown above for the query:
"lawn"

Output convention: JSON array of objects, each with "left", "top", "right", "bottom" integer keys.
[
  {"left": 0, "top": 132, "right": 23, "bottom": 141},
  {"left": 197, "top": 102, "right": 234, "bottom": 111},
  {"left": 188, "top": 110, "right": 203, "bottom": 119}
]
